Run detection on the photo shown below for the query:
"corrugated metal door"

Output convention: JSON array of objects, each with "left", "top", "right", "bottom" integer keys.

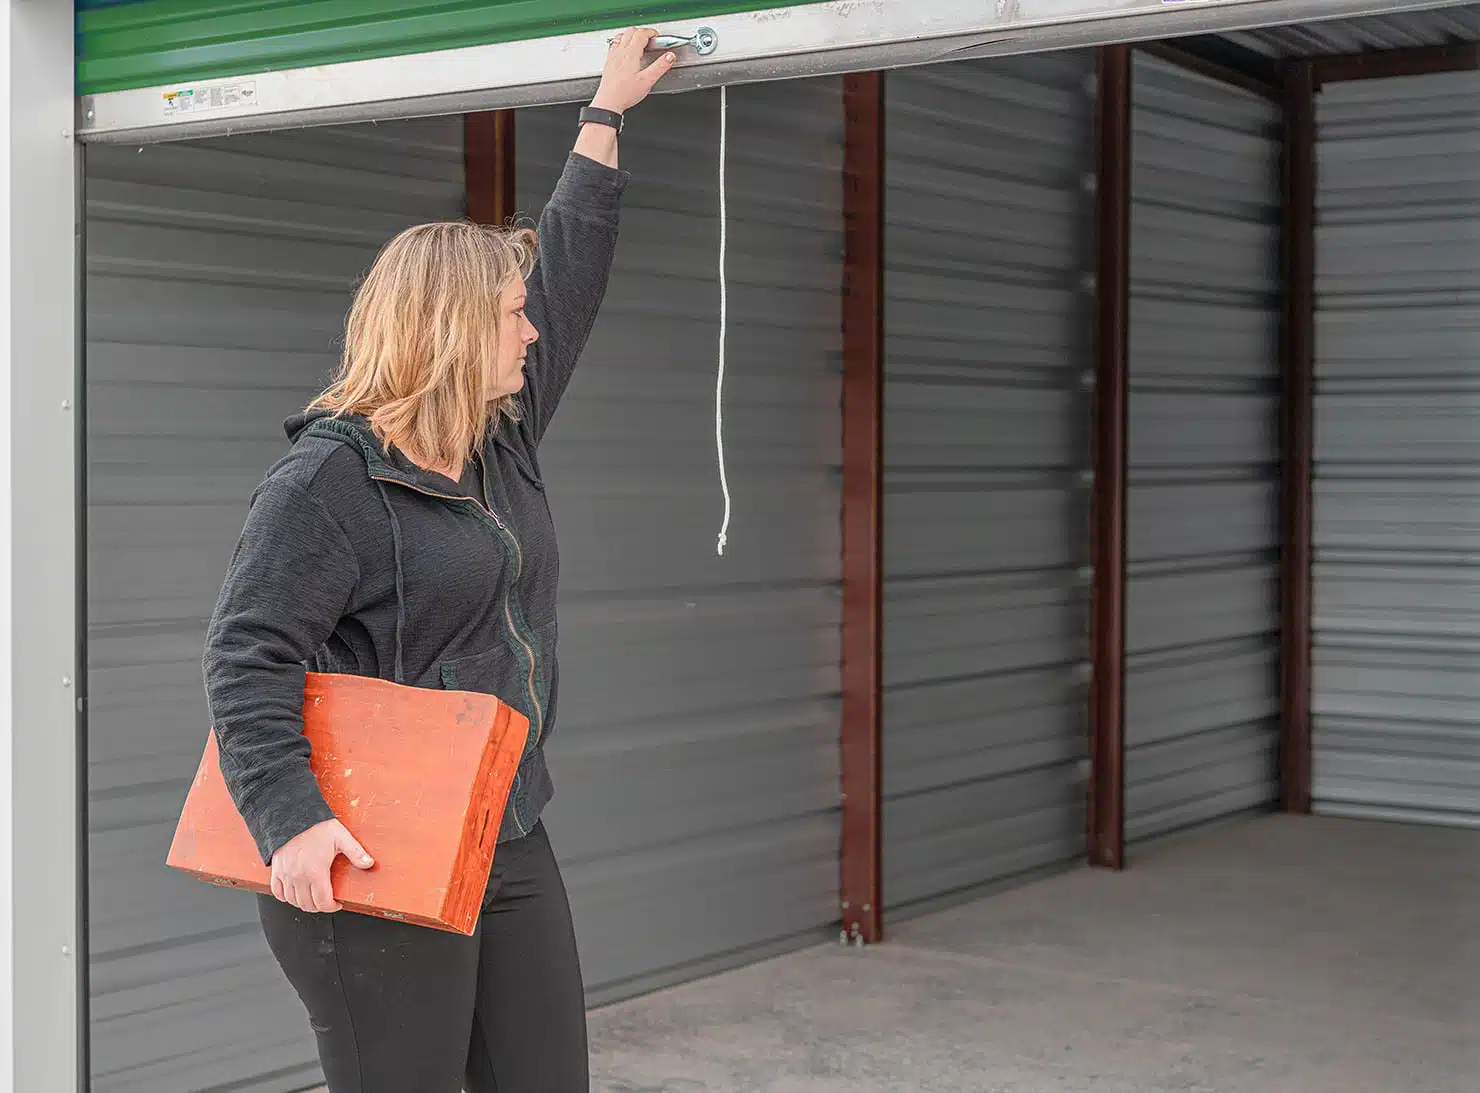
[
  {"left": 1124, "top": 54, "right": 1282, "bottom": 843},
  {"left": 516, "top": 81, "right": 844, "bottom": 999},
  {"left": 882, "top": 54, "right": 1095, "bottom": 910},
  {"left": 86, "top": 118, "right": 467, "bottom": 1092},
  {"left": 75, "top": 0, "right": 821, "bottom": 95},
  {"left": 1313, "top": 70, "right": 1480, "bottom": 826}
]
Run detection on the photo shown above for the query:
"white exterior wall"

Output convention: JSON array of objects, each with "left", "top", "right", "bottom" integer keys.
[{"left": 2, "top": 1, "right": 81, "bottom": 1090}]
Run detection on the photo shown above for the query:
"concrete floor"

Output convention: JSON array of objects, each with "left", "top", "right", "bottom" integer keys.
[{"left": 588, "top": 815, "right": 1480, "bottom": 1093}]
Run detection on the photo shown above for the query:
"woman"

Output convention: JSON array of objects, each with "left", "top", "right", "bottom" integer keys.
[{"left": 200, "top": 29, "right": 675, "bottom": 1093}]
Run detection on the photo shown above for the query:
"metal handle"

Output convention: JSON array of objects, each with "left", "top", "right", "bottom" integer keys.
[{"left": 609, "top": 27, "right": 719, "bottom": 56}]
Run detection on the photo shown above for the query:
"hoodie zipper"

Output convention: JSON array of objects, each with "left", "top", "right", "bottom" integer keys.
[
  {"left": 476, "top": 447, "right": 546, "bottom": 754},
  {"left": 369, "top": 471, "right": 544, "bottom": 751}
]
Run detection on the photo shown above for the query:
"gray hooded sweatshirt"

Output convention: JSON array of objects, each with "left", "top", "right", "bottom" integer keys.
[{"left": 202, "top": 151, "right": 628, "bottom": 864}]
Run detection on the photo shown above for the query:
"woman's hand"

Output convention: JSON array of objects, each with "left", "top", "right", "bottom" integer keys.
[
  {"left": 591, "top": 27, "right": 677, "bottom": 115},
  {"left": 270, "top": 818, "right": 375, "bottom": 913},
  {"left": 576, "top": 28, "right": 675, "bottom": 167}
]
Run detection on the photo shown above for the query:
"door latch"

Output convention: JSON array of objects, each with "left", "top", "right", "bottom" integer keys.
[{"left": 610, "top": 27, "right": 719, "bottom": 56}]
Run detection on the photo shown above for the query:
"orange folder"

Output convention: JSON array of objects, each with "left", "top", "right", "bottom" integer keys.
[{"left": 167, "top": 672, "right": 530, "bottom": 935}]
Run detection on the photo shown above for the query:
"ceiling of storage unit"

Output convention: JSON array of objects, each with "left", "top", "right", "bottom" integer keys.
[{"left": 1221, "top": 3, "right": 1480, "bottom": 56}]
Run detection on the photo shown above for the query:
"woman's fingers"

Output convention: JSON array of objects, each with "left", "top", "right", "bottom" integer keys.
[
  {"left": 275, "top": 865, "right": 340, "bottom": 913},
  {"left": 607, "top": 27, "right": 638, "bottom": 58},
  {"left": 616, "top": 28, "right": 655, "bottom": 60},
  {"left": 639, "top": 50, "right": 677, "bottom": 91},
  {"left": 267, "top": 818, "right": 357, "bottom": 912},
  {"left": 333, "top": 828, "right": 375, "bottom": 870},
  {"left": 309, "top": 872, "right": 342, "bottom": 914},
  {"left": 277, "top": 863, "right": 319, "bottom": 912},
  {"left": 287, "top": 879, "right": 310, "bottom": 913},
  {"left": 595, "top": 27, "right": 673, "bottom": 111}
]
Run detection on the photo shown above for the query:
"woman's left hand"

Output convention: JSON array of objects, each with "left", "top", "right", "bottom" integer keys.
[{"left": 591, "top": 28, "right": 677, "bottom": 114}]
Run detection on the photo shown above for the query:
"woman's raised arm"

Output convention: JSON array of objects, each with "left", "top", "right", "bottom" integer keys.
[{"left": 517, "top": 29, "right": 675, "bottom": 443}]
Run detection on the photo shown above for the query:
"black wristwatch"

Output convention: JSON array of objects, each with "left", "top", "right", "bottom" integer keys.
[{"left": 578, "top": 105, "right": 624, "bottom": 135}]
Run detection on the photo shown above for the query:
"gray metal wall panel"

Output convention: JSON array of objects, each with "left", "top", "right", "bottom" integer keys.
[
  {"left": 1126, "top": 55, "right": 1281, "bottom": 843},
  {"left": 1314, "top": 71, "right": 1480, "bottom": 826},
  {"left": 86, "top": 118, "right": 467, "bottom": 1093},
  {"left": 882, "top": 53, "right": 1094, "bottom": 910},
  {"left": 516, "top": 80, "right": 844, "bottom": 997}
]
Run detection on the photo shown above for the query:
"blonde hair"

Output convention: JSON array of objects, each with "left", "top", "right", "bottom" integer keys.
[{"left": 311, "top": 220, "right": 538, "bottom": 470}]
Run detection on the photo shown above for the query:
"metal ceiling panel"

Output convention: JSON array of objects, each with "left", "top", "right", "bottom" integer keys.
[{"left": 1226, "top": 1, "right": 1480, "bottom": 56}]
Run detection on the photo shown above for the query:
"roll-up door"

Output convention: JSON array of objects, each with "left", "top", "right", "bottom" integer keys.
[
  {"left": 1125, "top": 53, "right": 1282, "bottom": 844},
  {"left": 515, "top": 79, "right": 845, "bottom": 998},
  {"left": 1313, "top": 70, "right": 1480, "bottom": 827},
  {"left": 882, "top": 53, "right": 1095, "bottom": 910},
  {"left": 86, "top": 118, "right": 468, "bottom": 1093}
]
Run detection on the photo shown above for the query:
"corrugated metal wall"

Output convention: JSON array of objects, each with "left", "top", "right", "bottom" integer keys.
[
  {"left": 881, "top": 54, "right": 1094, "bottom": 910},
  {"left": 86, "top": 117, "right": 468, "bottom": 1093},
  {"left": 1313, "top": 70, "right": 1480, "bottom": 826},
  {"left": 517, "top": 81, "right": 844, "bottom": 999},
  {"left": 1124, "top": 54, "right": 1282, "bottom": 844}
]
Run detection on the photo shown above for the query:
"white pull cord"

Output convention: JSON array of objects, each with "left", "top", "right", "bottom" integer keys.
[{"left": 715, "top": 84, "right": 731, "bottom": 557}]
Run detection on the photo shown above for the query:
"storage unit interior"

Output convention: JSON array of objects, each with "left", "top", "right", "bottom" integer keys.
[{"left": 80, "top": 4, "right": 1480, "bottom": 1091}]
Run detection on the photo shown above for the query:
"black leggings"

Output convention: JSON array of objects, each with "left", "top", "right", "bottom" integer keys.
[{"left": 258, "top": 822, "right": 588, "bottom": 1092}]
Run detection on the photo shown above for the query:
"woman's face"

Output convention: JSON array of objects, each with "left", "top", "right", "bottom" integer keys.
[{"left": 489, "top": 276, "right": 540, "bottom": 399}]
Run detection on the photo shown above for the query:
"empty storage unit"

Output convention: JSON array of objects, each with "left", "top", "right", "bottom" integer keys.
[{"left": 37, "top": 1, "right": 1480, "bottom": 1091}]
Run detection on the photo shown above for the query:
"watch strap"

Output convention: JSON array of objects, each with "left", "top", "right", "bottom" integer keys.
[{"left": 578, "top": 106, "right": 624, "bottom": 134}]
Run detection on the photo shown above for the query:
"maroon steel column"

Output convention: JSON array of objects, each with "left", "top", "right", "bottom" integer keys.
[
  {"left": 465, "top": 110, "right": 517, "bottom": 225},
  {"left": 1088, "top": 45, "right": 1130, "bottom": 871},
  {"left": 840, "top": 71, "right": 885, "bottom": 944},
  {"left": 1280, "top": 60, "right": 1316, "bottom": 814}
]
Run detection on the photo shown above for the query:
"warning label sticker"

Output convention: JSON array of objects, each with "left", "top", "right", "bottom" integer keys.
[{"left": 162, "top": 80, "right": 258, "bottom": 117}]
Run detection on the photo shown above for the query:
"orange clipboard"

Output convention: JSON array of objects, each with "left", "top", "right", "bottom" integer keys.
[{"left": 167, "top": 672, "right": 530, "bottom": 935}]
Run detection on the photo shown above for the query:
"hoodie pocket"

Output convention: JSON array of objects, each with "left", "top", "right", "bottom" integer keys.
[
  {"left": 438, "top": 636, "right": 545, "bottom": 756},
  {"left": 530, "top": 618, "right": 557, "bottom": 738},
  {"left": 437, "top": 645, "right": 512, "bottom": 696}
]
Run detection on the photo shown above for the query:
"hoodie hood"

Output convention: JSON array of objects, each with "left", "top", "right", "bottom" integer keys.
[
  {"left": 284, "top": 407, "right": 530, "bottom": 498},
  {"left": 283, "top": 407, "right": 341, "bottom": 446},
  {"left": 283, "top": 409, "right": 456, "bottom": 495}
]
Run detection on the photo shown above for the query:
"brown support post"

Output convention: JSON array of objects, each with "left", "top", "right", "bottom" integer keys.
[
  {"left": 465, "top": 110, "right": 517, "bottom": 225},
  {"left": 1088, "top": 45, "right": 1130, "bottom": 871},
  {"left": 840, "top": 71, "right": 885, "bottom": 945},
  {"left": 1280, "top": 59, "right": 1316, "bottom": 814}
]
